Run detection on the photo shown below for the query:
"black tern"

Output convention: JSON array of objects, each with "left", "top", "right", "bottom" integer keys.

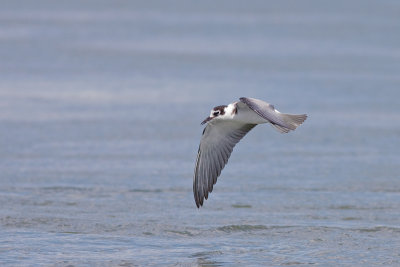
[{"left": 193, "top": 97, "right": 307, "bottom": 208}]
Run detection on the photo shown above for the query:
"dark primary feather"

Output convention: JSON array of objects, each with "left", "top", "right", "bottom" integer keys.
[{"left": 193, "top": 121, "right": 256, "bottom": 208}]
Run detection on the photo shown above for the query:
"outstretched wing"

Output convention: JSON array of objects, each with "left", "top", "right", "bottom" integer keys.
[
  {"left": 239, "top": 97, "right": 307, "bottom": 133},
  {"left": 193, "top": 120, "right": 256, "bottom": 208}
]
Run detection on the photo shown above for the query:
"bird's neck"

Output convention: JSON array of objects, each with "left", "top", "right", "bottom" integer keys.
[{"left": 224, "top": 103, "right": 238, "bottom": 117}]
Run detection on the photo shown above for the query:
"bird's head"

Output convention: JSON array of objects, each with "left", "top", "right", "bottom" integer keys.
[{"left": 201, "top": 105, "right": 227, "bottom": 125}]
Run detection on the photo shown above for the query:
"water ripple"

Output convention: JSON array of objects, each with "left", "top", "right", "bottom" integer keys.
[{"left": 216, "top": 224, "right": 268, "bottom": 233}]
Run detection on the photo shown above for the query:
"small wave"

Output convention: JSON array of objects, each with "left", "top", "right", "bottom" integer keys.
[
  {"left": 342, "top": 217, "right": 360, "bottom": 221},
  {"left": 142, "top": 231, "right": 154, "bottom": 236},
  {"left": 41, "top": 186, "right": 89, "bottom": 192},
  {"left": 190, "top": 251, "right": 224, "bottom": 267},
  {"left": 165, "top": 230, "right": 194, "bottom": 236},
  {"left": 33, "top": 200, "right": 54, "bottom": 206},
  {"left": 281, "top": 261, "right": 306, "bottom": 266},
  {"left": 129, "top": 187, "right": 188, "bottom": 193},
  {"left": 330, "top": 205, "right": 387, "bottom": 210},
  {"left": 357, "top": 226, "right": 400, "bottom": 233},
  {"left": 191, "top": 250, "right": 223, "bottom": 258},
  {"left": 331, "top": 205, "right": 357, "bottom": 210},
  {"left": 129, "top": 189, "right": 162, "bottom": 193},
  {"left": 231, "top": 204, "right": 252, "bottom": 208},
  {"left": 217, "top": 224, "right": 268, "bottom": 233}
]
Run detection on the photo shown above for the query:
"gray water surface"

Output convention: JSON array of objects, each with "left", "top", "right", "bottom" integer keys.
[{"left": 1, "top": 0, "right": 400, "bottom": 265}]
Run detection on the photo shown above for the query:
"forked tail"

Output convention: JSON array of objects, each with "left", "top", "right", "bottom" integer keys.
[{"left": 272, "top": 113, "right": 307, "bottom": 133}]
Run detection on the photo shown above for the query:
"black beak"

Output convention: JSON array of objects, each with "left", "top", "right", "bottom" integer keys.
[{"left": 201, "top": 116, "right": 212, "bottom": 125}]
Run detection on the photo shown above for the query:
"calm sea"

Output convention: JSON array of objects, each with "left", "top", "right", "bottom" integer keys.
[{"left": 1, "top": 0, "right": 400, "bottom": 265}]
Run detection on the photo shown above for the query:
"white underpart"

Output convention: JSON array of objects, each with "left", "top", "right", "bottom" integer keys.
[{"left": 231, "top": 102, "right": 270, "bottom": 124}]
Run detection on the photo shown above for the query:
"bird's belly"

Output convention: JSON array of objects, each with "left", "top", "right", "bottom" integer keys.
[{"left": 234, "top": 109, "right": 268, "bottom": 124}]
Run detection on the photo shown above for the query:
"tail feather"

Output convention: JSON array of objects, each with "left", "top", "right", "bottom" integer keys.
[{"left": 272, "top": 113, "right": 307, "bottom": 133}]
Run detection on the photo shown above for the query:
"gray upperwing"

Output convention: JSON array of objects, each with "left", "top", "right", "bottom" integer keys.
[
  {"left": 239, "top": 97, "right": 292, "bottom": 129},
  {"left": 239, "top": 97, "right": 307, "bottom": 133},
  {"left": 193, "top": 120, "right": 256, "bottom": 208}
]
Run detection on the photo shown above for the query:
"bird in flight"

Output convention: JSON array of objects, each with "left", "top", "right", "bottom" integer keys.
[{"left": 193, "top": 97, "right": 307, "bottom": 208}]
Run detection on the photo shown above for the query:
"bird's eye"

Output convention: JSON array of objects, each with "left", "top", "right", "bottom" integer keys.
[{"left": 213, "top": 111, "right": 219, "bottom": 116}]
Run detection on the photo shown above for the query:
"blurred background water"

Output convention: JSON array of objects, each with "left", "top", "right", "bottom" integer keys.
[{"left": 1, "top": 0, "right": 400, "bottom": 265}]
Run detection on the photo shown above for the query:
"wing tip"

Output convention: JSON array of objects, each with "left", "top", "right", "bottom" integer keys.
[{"left": 194, "top": 190, "right": 202, "bottom": 208}]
